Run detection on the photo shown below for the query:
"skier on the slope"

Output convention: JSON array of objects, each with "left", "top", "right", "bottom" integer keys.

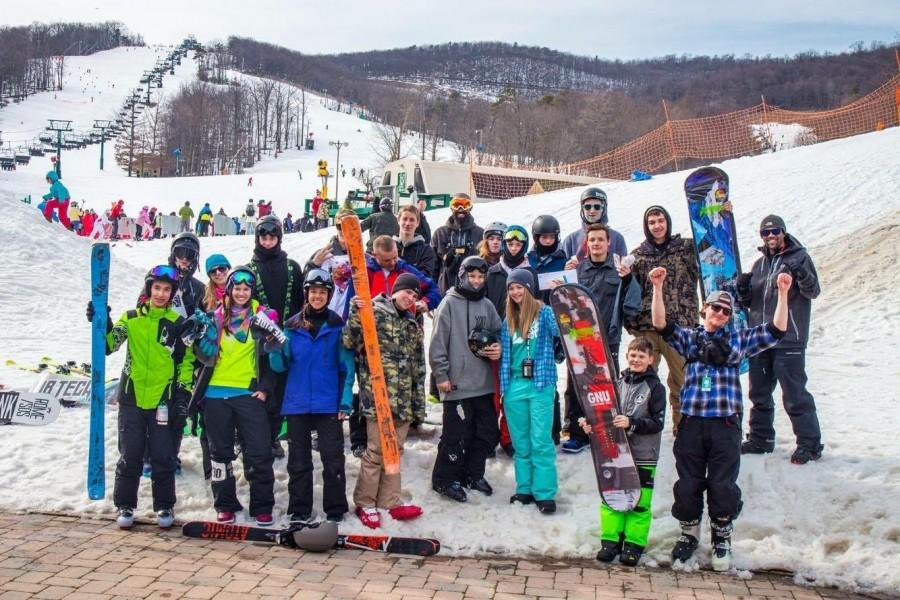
[
  {"left": 135, "top": 206, "right": 154, "bottom": 241},
  {"left": 42, "top": 171, "right": 72, "bottom": 229},
  {"left": 87, "top": 265, "right": 195, "bottom": 530},
  {"left": 247, "top": 215, "right": 305, "bottom": 459},
  {"left": 650, "top": 266, "right": 791, "bottom": 571},
  {"left": 561, "top": 188, "right": 627, "bottom": 260}
]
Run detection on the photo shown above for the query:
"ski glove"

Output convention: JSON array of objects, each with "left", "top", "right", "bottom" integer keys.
[
  {"left": 86, "top": 301, "right": 113, "bottom": 333},
  {"left": 197, "top": 316, "right": 220, "bottom": 360},
  {"left": 172, "top": 386, "right": 192, "bottom": 417}
]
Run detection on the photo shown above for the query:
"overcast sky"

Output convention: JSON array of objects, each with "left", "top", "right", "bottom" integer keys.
[{"left": 5, "top": 0, "right": 899, "bottom": 59}]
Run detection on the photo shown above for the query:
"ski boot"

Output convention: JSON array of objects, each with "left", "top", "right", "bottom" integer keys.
[
  {"left": 710, "top": 518, "right": 733, "bottom": 572},
  {"left": 670, "top": 519, "right": 701, "bottom": 564},
  {"left": 790, "top": 444, "right": 823, "bottom": 465}
]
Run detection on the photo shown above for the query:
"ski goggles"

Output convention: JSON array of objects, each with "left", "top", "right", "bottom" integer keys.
[
  {"left": 450, "top": 197, "right": 472, "bottom": 211},
  {"left": 463, "top": 263, "right": 488, "bottom": 274},
  {"left": 582, "top": 202, "right": 607, "bottom": 212},
  {"left": 173, "top": 246, "right": 198, "bottom": 260},
  {"left": 257, "top": 223, "right": 280, "bottom": 237},
  {"left": 759, "top": 227, "right": 783, "bottom": 238},
  {"left": 149, "top": 265, "right": 178, "bottom": 280},
  {"left": 228, "top": 270, "right": 256, "bottom": 288},
  {"left": 503, "top": 230, "right": 527, "bottom": 243}
]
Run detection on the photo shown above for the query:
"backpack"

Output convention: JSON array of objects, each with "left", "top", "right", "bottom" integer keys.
[{"left": 245, "top": 205, "right": 255, "bottom": 217}]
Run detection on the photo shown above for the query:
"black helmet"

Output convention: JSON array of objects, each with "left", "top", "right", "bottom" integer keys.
[
  {"left": 304, "top": 268, "right": 334, "bottom": 291},
  {"left": 379, "top": 197, "right": 393, "bottom": 209},
  {"left": 483, "top": 221, "right": 507, "bottom": 239},
  {"left": 143, "top": 264, "right": 179, "bottom": 301},
  {"left": 169, "top": 232, "right": 200, "bottom": 275},
  {"left": 531, "top": 215, "right": 560, "bottom": 237},
  {"left": 468, "top": 316, "right": 500, "bottom": 357},
  {"left": 256, "top": 215, "right": 282, "bottom": 241},
  {"left": 458, "top": 255, "right": 488, "bottom": 278},
  {"left": 579, "top": 187, "right": 608, "bottom": 225}
]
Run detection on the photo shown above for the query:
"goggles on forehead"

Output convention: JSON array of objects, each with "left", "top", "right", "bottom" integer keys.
[
  {"left": 464, "top": 263, "right": 488, "bottom": 274},
  {"left": 149, "top": 265, "right": 178, "bottom": 280},
  {"left": 503, "top": 230, "right": 527, "bottom": 242},
  {"left": 228, "top": 270, "right": 256, "bottom": 287}
]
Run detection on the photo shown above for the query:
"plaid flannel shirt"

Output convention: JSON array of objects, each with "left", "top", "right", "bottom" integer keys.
[
  {"left": 663, "top": 321, "right": 783, "bottom": 417},
  {"left": 500, "top": 305, "right": 561, "bottom": 394}
]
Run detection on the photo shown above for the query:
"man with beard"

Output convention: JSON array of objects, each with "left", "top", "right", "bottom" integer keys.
[
  {"left": 249, "top": 215, "right": 305, "bottom": 458},
  {"left": 561, "top": 188, "right": 627, "bottom": 260},
  {"left": 737, "top": 215, "right": 822, "bottom": 464},
  {"left": 432, "top": 193, "right": 484, "bottom": 293},
  {"left": 626, "top": 205, "right": 701, "bottom": 430}
]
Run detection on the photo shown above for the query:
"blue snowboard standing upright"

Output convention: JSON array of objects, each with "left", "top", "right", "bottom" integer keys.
[
  {"left": 88, "top": 242, "right": 110, "bottom": 500},
  {"left": 684, "top": 167, "right": 750, "bottom": 367}
]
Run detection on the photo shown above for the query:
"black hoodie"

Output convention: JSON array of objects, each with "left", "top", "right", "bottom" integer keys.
[{"left": 250, "top": 242, "right": 304, "bottom": 326}]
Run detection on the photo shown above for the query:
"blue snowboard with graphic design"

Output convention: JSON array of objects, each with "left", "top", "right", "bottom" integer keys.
[
  {"left": 88, "top": 242, "right": 110, "bottom": 500},
  {"left": 684, "top": 167, "right": 750, "bottom": 370}
]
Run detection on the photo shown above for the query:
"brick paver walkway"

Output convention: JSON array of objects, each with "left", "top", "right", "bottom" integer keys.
[{"left": 0, "top": 514, "right": 882, "bottom": 600}]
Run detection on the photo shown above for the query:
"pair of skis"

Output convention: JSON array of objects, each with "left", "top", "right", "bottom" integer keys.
[{"left": 181, "top": 521, "right": 440, "bottom": 556}]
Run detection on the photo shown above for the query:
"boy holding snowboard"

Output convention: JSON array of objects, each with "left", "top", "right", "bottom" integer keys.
[{"left": 581, "top": 336, "right": 666, "bottom": 566}]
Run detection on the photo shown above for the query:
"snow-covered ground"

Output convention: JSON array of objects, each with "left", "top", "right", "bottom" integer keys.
[{"left": 0, "top": 47, "right": 898, "bottom": 595}]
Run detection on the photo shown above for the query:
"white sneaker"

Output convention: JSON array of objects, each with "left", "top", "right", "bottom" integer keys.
[
  {"left": 157, "top": 509, "right": 175, "bottom": 529},
  {"left": 117, "top": 508, "right": 135, "bottom": 529}
]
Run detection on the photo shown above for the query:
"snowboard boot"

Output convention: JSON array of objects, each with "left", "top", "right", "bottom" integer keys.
[
  {"left": 710, "top": 518, "right": 734, "bottom": 572},
  {"left": 434, "top": 482, "right": 468, "bottom": 503},
  {"left": 619, "top": 542, "right": 644, "bottom": 567},
  {"left": 467, "top": 477, "right": 493, "bottom": 496},
  {"left": 510, "top": 493, "right": 535, "bottom": 505},
  {"left": 741, "top": 438, "right": 773, "bottom": 455},
  {"left": 670, "top": 519, "right": 701, "bottom": 564},
  {"left": 116, "top": 508, "right": 135, "bottom": 530},
  {"left": 536, "top": 499, "right": 557, "bottom": 515},
  {"left": 157, "top": 509, "right": 175, "bottom": 529},
  {"left": 791, "top": 444, "right": 824, "bottom": 465},
  {"left": 595, "top": 539, "right": 622, "bottom": 563}
]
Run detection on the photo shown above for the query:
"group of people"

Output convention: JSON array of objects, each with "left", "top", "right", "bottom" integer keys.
[{"left": 86, "top": 185, "right": 822, "bottom": 571}]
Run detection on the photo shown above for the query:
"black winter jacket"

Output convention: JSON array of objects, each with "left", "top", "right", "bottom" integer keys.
[
  {"left": 617, "top": 367, "right": 666, "bottom": 464},
  {"left": 432, "top": 213, "right": 484, "bottom": 293},
  {"left": 396, "top": 234, "right": 438, "bottom": 279},
  {"left": 250, "top": 247, "right": 305, "bottom": 326},
  {"left": 360, "top": 209, "right": 399, "bottom": 250},
  {"left": 737, "top": 234, "right": 820, "bottom": 348}
]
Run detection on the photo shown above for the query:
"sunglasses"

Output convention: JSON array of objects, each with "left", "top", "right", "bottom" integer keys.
[
  {"left": 208, "top": 265, "right": 229, "bottom": 275},
  {"left": 504, "top": 230, "right": 527, "bottom": 243},
  {"left": 708, "top": 304, "right": 733, "bottom": 317},
  {"left": 149, "top": 265, "right": 178, "bottom": 279},
  {"left": 229, "top": 271, "right": 256, "bottom": 287},
  {"left": 583, "top": 202, "right": 606, "bottom": 211},
  {"left": 760, "top": 227, "right": 783, "bottom": 237}
]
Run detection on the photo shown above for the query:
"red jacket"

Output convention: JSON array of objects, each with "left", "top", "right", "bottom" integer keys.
[{"left": 110, "top": 202, "right": 124, "bottom": 219}]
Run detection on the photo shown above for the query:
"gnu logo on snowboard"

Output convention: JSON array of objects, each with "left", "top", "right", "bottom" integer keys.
[{"left": 587, "top": 390, "right": 612, "bottom": 407}]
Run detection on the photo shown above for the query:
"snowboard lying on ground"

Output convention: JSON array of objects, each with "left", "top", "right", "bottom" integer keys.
[
  {"left": 181, "top": 521, "right": 441, "bottom": 556},
  {"left": 550, "top": 283, "right": 641, "bottom": 512},
  {"left": 684, "top": 167, "right": 750, "bottom": 339},
  {"left": 0, "top": 389, "right": 61, "bottom": 425}
]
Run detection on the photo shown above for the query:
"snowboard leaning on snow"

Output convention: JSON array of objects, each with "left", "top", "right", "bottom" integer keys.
[
  {"left": 0, "top": 390, "right": 61, "bottom": 425},
  {"left": 550, "top": 283, "right": 641, "bottom": 512},
  {"left": 181, "top": 521, "right": 441, "bottom": 556},
  {"left": 684, "top": 167, "right": 750, "bottom": 338}
]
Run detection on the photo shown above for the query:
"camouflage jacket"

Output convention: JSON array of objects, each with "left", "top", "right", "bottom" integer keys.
[
  {"left": 626, "top": 235, "right": 700, "bottom": 332},
  {"left": 342, "top": 294, "right": 426, "bottom": 423}
]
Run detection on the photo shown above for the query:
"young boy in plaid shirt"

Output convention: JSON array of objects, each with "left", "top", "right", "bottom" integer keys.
[{"left": 649, "top": 266, "right": 792, "bottom": 571}]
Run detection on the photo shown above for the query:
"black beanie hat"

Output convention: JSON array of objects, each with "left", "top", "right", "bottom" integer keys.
[
  {"left": 392, "top": 273, "right": 421, "bottom": 297},
  {"left": 759, "top": 214, "right": 786, "bottom": 231}
]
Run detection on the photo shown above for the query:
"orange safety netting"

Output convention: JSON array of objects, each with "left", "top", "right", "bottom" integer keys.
[{"left": 475, "top": 74, "right": 900, "bottom": 182}]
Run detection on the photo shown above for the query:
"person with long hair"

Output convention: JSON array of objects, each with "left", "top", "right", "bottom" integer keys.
[
  {"left": 499, "top": 269, "right": 563, "bottom": 515},
  {"left": 193, "top": 266, "right": 279, "bottom": 526},
  {"left": 203, "top": 254, "right": 232, "bottom": 311}
]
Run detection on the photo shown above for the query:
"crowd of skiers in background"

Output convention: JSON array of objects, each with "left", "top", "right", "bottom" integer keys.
[{"left": 82, "top": 183, "right": 821, "bottom": 571}]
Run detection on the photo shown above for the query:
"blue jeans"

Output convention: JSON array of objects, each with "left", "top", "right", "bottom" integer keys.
[{"left": 747, "top": 348, "right": 821, "bottom": 450}]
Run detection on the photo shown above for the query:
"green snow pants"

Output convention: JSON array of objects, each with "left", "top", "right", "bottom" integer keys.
[{"left": 600, "top": 465, "right": 656, "bottom": 548}]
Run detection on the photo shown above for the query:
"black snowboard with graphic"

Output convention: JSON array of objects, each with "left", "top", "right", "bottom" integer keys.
[{"left": 550, "top": 284, "right": 641, "bottom": 512}]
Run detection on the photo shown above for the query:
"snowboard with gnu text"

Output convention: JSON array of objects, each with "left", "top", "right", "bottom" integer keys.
[{"left": 550, "top": 283, "right": 641, "bottom": 512}]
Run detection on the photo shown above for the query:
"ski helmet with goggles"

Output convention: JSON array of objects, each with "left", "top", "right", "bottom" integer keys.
[
  {"left": 256, "top": 215, "right": 283, "bottom": 241},
  {"left": 379, "top": 197, "right": 393, "bottom": 209},
  {"left": 144, "top": 264, "right": 179, "bottom": 302},
  {"left": 483, "top": 221, "right": 507, "bottom": 239},
  {"left": 225, "top": 265, "right": 257, "bottom": 293},
  {"left": 304, "top": 268, "right": 335, "bottom": 302},
  {"left": 467, "top": 316, "right": 500, "bottom": 357},
  {"left": 169, "top": 232, "right": 200, "bottom": 275},
  {"left": 579, "top": 187, "right": 608, "bottom": 225}
]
